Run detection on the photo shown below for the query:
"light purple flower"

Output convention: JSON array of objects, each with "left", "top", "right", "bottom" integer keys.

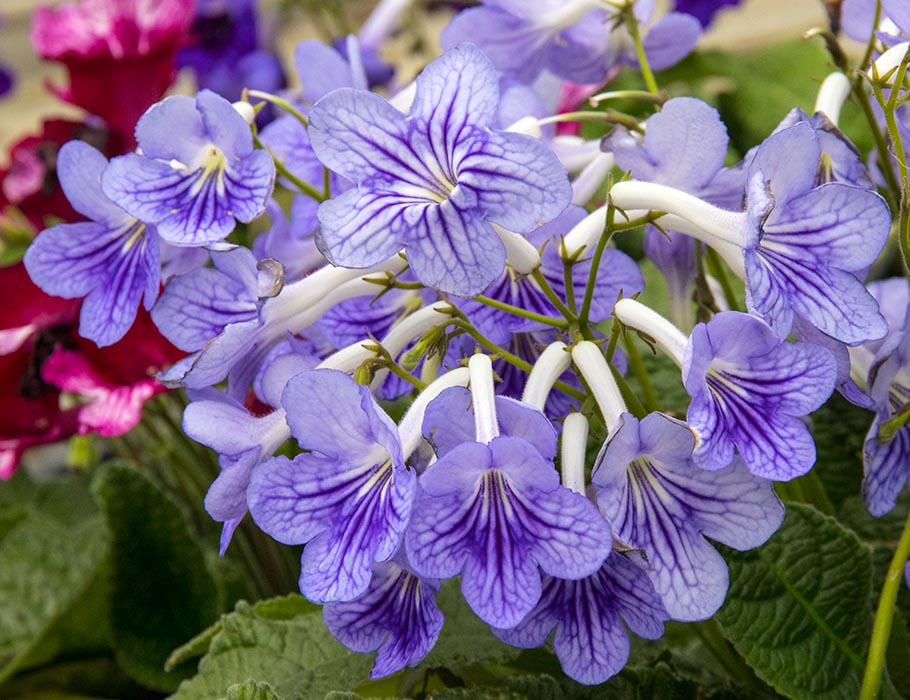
[
  {"left": 152, "top": 246, "right": 259, "bottom": 352},
  {"left": 610, "top": 121, "right": 891, "bottom": 345},
  {"left": 24, "top": 140, "right": 159, "bottom": 347},
  {"left": 593, "top": 412, "right": 784, "bottom": 620},
  {"left": 406, "top": 433, "right": 611, "bottom": 628},
  {"left": 102, "top": 89, "right": 275, "bottom": 247},
  {"left": 183, "top": 389, "right": 290, "bottom": 554},
  {"left": 441, "top": 0, "right": 700, "bottom": 85},
  {"left": 307, "top": 43, "right": 572, "bottom": 296},
  {"left": 860, "top": 279, "right": 910, "bottom": 516},
  {"left": 323, "top": 558, "right": 443, "bottom": 679},
  {"left": 605, "top": 97, "right": 745, "bottom": 327},
  {"left": 494, "top": 554, "right": 668, "bottom": 685},
  {"left": 683, "top": 311, "right": 837, "bottom": 480},
  {"left": 247, "top": 369, "right": 414, "bottom": 602}
]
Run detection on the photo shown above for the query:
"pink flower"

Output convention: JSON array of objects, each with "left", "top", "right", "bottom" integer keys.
[
  {"left": 40, "top": 308, "right": 184, "bottom": 438},
  {"left": 556, "top": 81, "right": 601, "bottom": 136},
  {"left": 31, "top": 0, "right": 194, "bottom": 143}
]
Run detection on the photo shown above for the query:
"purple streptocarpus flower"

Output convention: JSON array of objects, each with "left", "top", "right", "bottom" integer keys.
[
  {"left": 609, "top": 121, "right": 890, "bottom": 345},
  {"left": 440, "top": 0, "right": 700, "bottom": 86},
  {"left": 102, "top": 89, "right": 275, "bottom": 247},
  {"left": 24, "top": 140, "right": 159, "bottom": 347},
  {"left": 323, "top": 558, "right": 443, "bottom": 679},
  {"left": 592, "top": 412, "right": 784, "bottom": 620},
  {"left": 151, "top": 246, "right": 259, "bottom": 353},
  {"left": 856, "top": 279, "right": 910, "bottom": 516},
  {"left": 683, "top": 312, "right": 836, "bottom": 480},
  {"left": 406, "top": 354, "right": 611, "bottom": 628},
  {"left": 183, "top": 389, "right": 291, "bottom": 554},
  {"left": 494, "top": 554, "right": 668, "bottom": 685},
  {"left": 613, "top": 299, "right": 837, "bottom": 480},
  {"left": 604, "top": 97, "right": 744, "bottom": 329},
  {"left": 247, "top": 369, "right": 414, "bottom": 602},
  {"left": 307, "top": 43, "right": 572, "bottom": 296},
  {"left": 244, "top": 364, "right": 470, "bottom": 600}
]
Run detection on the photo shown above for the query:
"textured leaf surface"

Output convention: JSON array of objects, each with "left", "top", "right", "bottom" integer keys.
[
  {"left": 716, "top": 504, "right": 873, "bottom": 700},
  {"left": 168, "top": 601, "right": 371, "bottom": 700},
  {"left": 224, "top": 679, "right": 284, "bottom": 700},
  {"left": 419, "top": 580, "right": 522, "bottom": 669},
  {"left": 93, "top": 462, "right": 221, "bottom": 691},
  {"left": 0, "top": 515, "right": 107, "bottom": 684}
]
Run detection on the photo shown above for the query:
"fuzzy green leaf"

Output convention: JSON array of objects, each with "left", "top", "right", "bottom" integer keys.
[{"left": 716, "top": 503, "right": 873, "bottom": 700}]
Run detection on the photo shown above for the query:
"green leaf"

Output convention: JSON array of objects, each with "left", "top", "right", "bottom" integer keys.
[
  {"left": 0, "top": 515, "right": 108, "bottom": 684},
  {"left": 168, "top": 601, "right": 371, "bottom": 700},
  {"left": 92, "top": 462, "right": 222, "bottom": 691},
  {"left": 224, "top": 679, "right": 284, "bottom": 700},
  {"left": 419, "top": 580, "right": 522, "bottom": 669},
  {"left": 810, "top": 395, "right": 870, "bottom": 512},
  {"left": 716, "top": 503, "right": 874, "bottom": 700}
]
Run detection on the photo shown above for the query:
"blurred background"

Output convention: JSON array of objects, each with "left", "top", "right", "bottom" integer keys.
[{"left": 0, "top": 0, "right": 831, "bottom": 152}]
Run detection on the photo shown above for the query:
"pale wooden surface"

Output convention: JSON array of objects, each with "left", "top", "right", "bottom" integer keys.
[{"left": 0, "top": 0, "right": 831, "bottom": 153}]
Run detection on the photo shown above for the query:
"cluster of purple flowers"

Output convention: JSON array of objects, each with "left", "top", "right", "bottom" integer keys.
[{"left": 19, "top": 0, "right": 907, "bottom": 688}]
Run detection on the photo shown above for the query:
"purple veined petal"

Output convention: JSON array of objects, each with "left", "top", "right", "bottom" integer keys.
[
  {"left": 281, "top": 369, "right": 402, "bottom": 463},
  {"left": 102, "top": 154, "right": 237, "bottom": 246},
  {"left": 308, "top": 88, "right": 444, "bottom": 192},
  {"left": 440, "top": 8, "right": 552, "bottom": 85},
  {"left": 421, "top": 387, "right": 558, "bottom": 461},
  {"left": 747, "top": 122, "right": 821, "bottom": 204},
  {"left": 299, "top": 465, "right": 416, "bottom": 601},
  {"left": 638, "top": 98, "right": 731, "bottom": 190},
  {"left": 259, "top": 114, "right": 325, "bottom": 189},
  {"left": 404, "top": 200, "right": 506, "bottom": 296},
  {"left": 196, "top": 88, "right": 256, "bottom": 160},
  {"left": 152, "top": 248, "right": 259, "bottom": 352},
  {"left": 640, "top": 12, "right": 701, "bottom": 71},
  {"left": 223, "top": 148, "right": 276, "bottom": 223},
  {"left": 682, "top": 312, "right": 837, "bottom": 478},
  {"left": 323, "top": 561, "right": 444, "bottom": 679},
  {"left": 762, "top": 183, "right": 890, "bottom": 271},
  {"left": 745, "top": 245, "right": 887, "bottom": 344},
  {"left": 409, "top": 43, "right": 500, "bottom": 165},
  {"left": 134, "top": 94, "right": 210, "bottom": 163},
  {"left": 459, "top": 130, "right": 572, "bottom": 234},
  {"left": 205, "top": 447, "right": 260, "bottom": 524},
  {"left": 56, "top": 140, "right": 133, "bottom": 224},
  {"left": 409, "top": 436, "right": 610, "bottom": 628},
  {"left": 78, "top": 231, "right": 160, "bottom": 346},
  {"left": 494, "top": 555, "right": 668, "bottom": 686},
  {"left": 315, "top": 189, "right": 411, "bottom": 268},
  {"left": 864, "top": 412, "right": 910, "bottom": 517},
  {"left": 316, "top": 291, "right": 408, "bottom": 349},
  {"left": 294, "top": 39, "right": 358, "bottom": 105},
  {"left": 593, "top": 412, "right": 783, "bottom": 620}
]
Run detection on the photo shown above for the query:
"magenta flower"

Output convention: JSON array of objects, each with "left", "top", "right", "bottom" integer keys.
[{"left": 31, "top": 0, "right": 193, "bottom": 143}]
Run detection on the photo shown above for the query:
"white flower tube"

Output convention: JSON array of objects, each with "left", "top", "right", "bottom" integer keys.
[
  {"left": 571, "top": 341, "right": 627, "bottom": 430},
  {"left": 561, "top": 412, "right": 589, "bottom": 496},
  {"left": 522, "top": 341, "right": 572, "bottom": 411},
  {"left": 470, "top": 353, "right": 500, "bottom": 444},
  {"left": 398, "top": 367, "right": 471, "bottom": 458},
  {"left": 613, "top": 298, "right": 688, "bottom": 367},
  {"left": 813, "top": 72, "right": 851, "bottom": 126}
]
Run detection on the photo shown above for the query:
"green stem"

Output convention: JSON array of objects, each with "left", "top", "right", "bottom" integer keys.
[
  {"left": 537, "top": 110, "right": 644, "bottom": 132},
  {"left": 531, "top": 268, "right": 576, "bottom": 321},
  {"left": 472, "top": 293, "right": 569, "bottom": 328},
  {"left": 793, "top": 469, "right": 835, "bottom": 516},
  {"left": 622, "top": 333, "right": 660, "bottom": 413},
  {"left": 625, "top": 8, "right": 659, "bottom": 96},
  {"left": 860, "top": 510, "right": 910, "bottom": 700},
  {"left": 450, "top": 320, "right": 584, "bottom": 403},
  {"left": 579, "top": 205, "right": 616, "bottom": 324},
  {"left": 253, "top": 135, "right": 327, "bottom": 203},
  {"left": 704, "top": 248, "right": 742, "bottom": 312},
  {"left": 246, "top": 90, "right": 309, "bottom": 127}
]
